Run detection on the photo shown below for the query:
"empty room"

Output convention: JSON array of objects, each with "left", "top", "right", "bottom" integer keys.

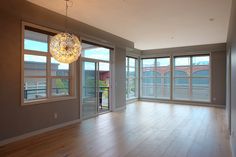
[{"left": 0, "top": 0, "right": 236, "bottom": 157}]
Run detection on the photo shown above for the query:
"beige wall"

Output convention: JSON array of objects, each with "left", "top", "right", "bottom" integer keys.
[
  {"left": 0, "top": 0, "right": 228, "bottom": 143},
  {"left": 0, "top": 0, "right": 132, "bottom": 141},
  {"left": 114, "top": 47, "right": 127, "bottom": 108},
  {"left": 226, "top": 0, "right": 236, "bottom": 156}
]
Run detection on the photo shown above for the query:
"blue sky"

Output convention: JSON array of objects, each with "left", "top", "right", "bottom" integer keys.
[{"left": 25, "top": 39, "right": 110, "bottom": 70}]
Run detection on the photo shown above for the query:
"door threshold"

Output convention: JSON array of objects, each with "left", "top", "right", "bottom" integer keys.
[{"left": 98, "top": 110, "right": 111, "bottom": 115}]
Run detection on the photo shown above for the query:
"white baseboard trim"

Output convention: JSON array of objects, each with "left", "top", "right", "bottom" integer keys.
[
  {"left": 139, "top": 99, "right": 225, "bottom": 108},
  {"left": 0, "top": 119, "right": 81, "bottom": 147},
  {"left": 126, "top": 98, "right": 138, "bottom": 104},
  {"left": 231, "top": 136, "right": 235, "bottom": 157},
  {"left": 112, "top": 106, "right": 126, "bottom": 112}
]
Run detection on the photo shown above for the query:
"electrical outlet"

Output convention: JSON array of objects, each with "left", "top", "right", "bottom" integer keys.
[
  {"left": 54, "top": 113, "right": 58, "bottom": 119},
  {"left": 213, "top": 97, "right": 216, "bottom": 101}
]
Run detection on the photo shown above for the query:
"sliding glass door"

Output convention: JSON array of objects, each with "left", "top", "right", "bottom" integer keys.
[
  {"left": 82, "top": 61, "right": 97, "bottom": 118},
  {"left": 98, "top": 62, "right": 110, "bottom": 113},
  {"left": 81, "top": 42, "right": 112, "bottom": 119}
]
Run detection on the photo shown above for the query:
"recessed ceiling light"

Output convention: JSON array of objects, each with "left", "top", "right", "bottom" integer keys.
[{"left": 209, "top": 18, "right": 215, "bottom": 22}]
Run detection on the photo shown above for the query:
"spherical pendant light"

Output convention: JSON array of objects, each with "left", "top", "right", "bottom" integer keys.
[
  {"left": 49, "top": 0, "right": 81, "bottom": 64},
  {"left": 50, "top": 32, "right": 81, "bottom": 64}
]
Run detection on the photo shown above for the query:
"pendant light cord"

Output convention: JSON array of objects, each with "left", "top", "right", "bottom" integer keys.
[
  {"left": 65, "top": 0, "right": 69, "bottom": 33},
  {"left": 64, "top": 0, "right": 74, "bottom": 33}
]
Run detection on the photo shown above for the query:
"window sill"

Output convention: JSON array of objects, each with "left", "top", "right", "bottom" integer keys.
[
  {"left": 126, "top": 97, "right": 138, "bottom": 101},
  {"left": 139, "top": 97, "right": 211, "bottom": 104},
  {"left": 21, "top": 96, "right": 77, "bottom": 106}
]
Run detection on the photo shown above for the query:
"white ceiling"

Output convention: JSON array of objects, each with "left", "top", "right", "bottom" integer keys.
[{"left": 27, "top": 0, "right": 232, "bottom": 50}]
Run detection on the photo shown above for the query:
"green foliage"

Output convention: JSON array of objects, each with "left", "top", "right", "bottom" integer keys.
[
  {"left": 56, "top": 79, "right": 65, "bottom": 88},
  {"left": 99, "top": 80, "right": 108, "bottom": 88},
  {"left": 55, "top": 79, "right": 67, "bottom": 93},
  {"left": 99, "top": 80, "right": 108, "bottom": 98}
]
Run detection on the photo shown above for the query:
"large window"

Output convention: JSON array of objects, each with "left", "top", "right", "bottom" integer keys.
[
  {"left": 141, "top": 57, "right": 170, "bottom": 99},
  {"left": 140, "top": 55, "right": 210, "bottom": 102},
  {"left": 126, "top": 57, "right": 138, "bottom": 99},
  {"left": 173, "top": 57, "right": 191, "bottom": 100},
  {"left": 173, "top": 55, "right": 210, "bottom": 102},
  {"left": 23, "top": 25, "right": 75, "bottom": 104}
]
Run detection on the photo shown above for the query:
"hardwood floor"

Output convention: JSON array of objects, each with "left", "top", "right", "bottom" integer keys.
[{"left": 0, "top": 101, "right": 232, "bottom": 157}]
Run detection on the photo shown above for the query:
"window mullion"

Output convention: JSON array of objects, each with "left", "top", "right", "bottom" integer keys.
[
  {"left": 190, "top": 57, "right": 193, "bottom": 100},
  {"left": 128, "top": 58, "right": 130, "bottom": 99},
  {"left": 140, "top": 59, "right": 143, "bottom": 97},
  {"left": 135, "top": 59, "right": 138, "bottom": 98},
  {"left": 126, "top": 57, "right": 128, "bottom": 99},
  {"left": 170, "top": 55, "right": 173, "bottom": 100},
  {"left": 69, "top": 63, "right": 73, "bottom": 96},
  {"left": 154, "top": 58, "right": 157, "bottom": 98},
  {"left": 24, "top": 50, "right": 48, "bottom": 56},
  {"left": 47, "top": 35, "right": 51, "bottom": 99}
]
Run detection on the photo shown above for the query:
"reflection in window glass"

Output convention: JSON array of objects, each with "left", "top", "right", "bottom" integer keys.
[
  {"left": 156, "top": 58, "right": 170, "bottom": 67},
  {"left": 24, "top": 30, "right": 48, "bottom": 52},
  {"left": 143, "top": 70, "right": 155, "bottom": 77},
  {"left": 174, "top": 70, "right": 189, "bottom": 77},
  {"left": 174, "top": 57, "right": 190, "bottom": 66},
  {"left": 142, "top": 78, "right": 155, "bottom": 97},
  {"left": 174, "top": 57, "right": 190, "bottom": 77},
  {"left": 142, "top": 58, "right": 155, "bottom": 98},
  {"left": 129, "top": 78, "right": 136, "bottom": 98},
  {"left": 141, "top": 57, "right": 170, "bottom": 99},
  {"left": 192, "top": 56, "right": 210, "bottom": 102},
  {"left": 192, "top": 78, "right": 210, "bottom": 101},
  {"left": 84, "top": 61, "right": 96, "bottom": 71},
  {"left": 24, "top": 78, "right": 47, "bottom": 101},
  {"left": 140, "top": 55, "right": 210, "bottom": 102},
  {"left": 142, "top": 59, "right": 155, "bottom": 67},
  {"left": 173, "top": 57, "right": 190, "bottom": 100},
  {"left": 51, "top": 78, "right": 69, "bottom": 96},
  {"left": 173, "top": 78, "right": 190, "bottom": 100},
  {"left": 83, "top": 61, "right": 96, "bottom": 98},
  {"left": 156, "top": 58, "right": 170, "bottom": 99},
  {"left": 82, "top": 43, "right": 110, "bottom": 61},
  {"left": 51, "top": 58, "right": 69, "bottom": 76},
  {"left": 99, "top": 62, "right": 110, "bottom": 71},
  {"left": 129, "top": 67, "right": 135, "bottom": 77},
  {"left": 126, "top": 57, "right": 138, "bottom": 99},
  {"left": 24, "top": 54, "right": 47, "bottom": 77},
  {"left": 192, "top": 56, "right": 209, "bottom": 65},
  {"left": 192, "top": 70, "right": 209, "bottom": 77},
  {"left": 23, "top": 27, "right": 74, "bottom": 103},
  {"left": 129, "top": 58, "right": 136, "bottom": 67},
  {"left": 173, "top": 55, "right": 210, "bottom": 102}
]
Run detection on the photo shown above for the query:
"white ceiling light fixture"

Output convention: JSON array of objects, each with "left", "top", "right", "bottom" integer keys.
[{"left": 50, "top": 0, "right": 81, "bottom": 64}]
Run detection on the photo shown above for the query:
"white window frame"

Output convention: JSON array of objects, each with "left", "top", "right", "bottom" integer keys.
[
  {"left": 173, "top": 55, "right": 211, "bottom": 102},
  {"left": 21, "top": 22, "right": 77, "bottom": 106},
  {"left": 140, "top": 57, "right": 171, "bottom": 99},
  {"left": 140, "top": 55, "right": 211, "bottom": 103},
  {"left": 126, "top": 56, "right": 138, "bottom": 100}
]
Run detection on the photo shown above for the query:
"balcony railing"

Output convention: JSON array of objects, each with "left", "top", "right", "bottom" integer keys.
[{"left": 24, "top": 88, "right": 69, "bottom": 100}]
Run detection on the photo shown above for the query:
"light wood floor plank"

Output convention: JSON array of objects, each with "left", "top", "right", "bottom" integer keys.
[{"left": 0, "top": 101, "right": 232, "bottom": 157}]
